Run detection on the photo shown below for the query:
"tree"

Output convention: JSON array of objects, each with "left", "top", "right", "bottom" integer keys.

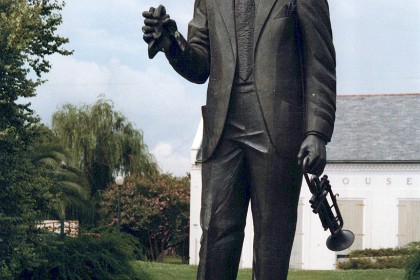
[
  {"left": 0, "top": 0, "right": 71, "bottom": 276},
  {"left": 0, "top": 0, "right": 72, "bottom": 146},
  {"left": 0, "top": 146, "right": 52, "bottom": 278},
  {"left": 51, "top": 99, "right": 159, "bottom": 196},
  {"left": 100, "top": 174, "right": 190, "bottom": 262}
]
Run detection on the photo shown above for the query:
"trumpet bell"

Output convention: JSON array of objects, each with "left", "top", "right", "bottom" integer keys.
[{"left": 326, "top": 230, "right": 355, "bottom": 251}]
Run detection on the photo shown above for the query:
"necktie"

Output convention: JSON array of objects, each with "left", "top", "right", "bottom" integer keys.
[{"left": 235, "top": 0, "right": 255, "bottom": 82}]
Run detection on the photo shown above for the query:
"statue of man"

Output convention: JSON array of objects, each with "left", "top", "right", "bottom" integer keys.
[{"left": 142, "top": 0, "right": 336, "bottom": 278}]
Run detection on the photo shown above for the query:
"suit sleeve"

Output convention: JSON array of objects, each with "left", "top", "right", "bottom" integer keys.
[
  {"left": 165, "top": 0, "right": 210, "bottom": 84},
  {"left": 296, "top": 0, "right": 336, "bottom": 142}
]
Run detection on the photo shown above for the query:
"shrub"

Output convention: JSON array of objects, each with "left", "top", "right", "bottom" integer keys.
[
  {"left": 404, "top": 250, "right": 420, "bottom": 280},
  {"left": 20, "top": 232, "right": 143, "bottom": 279},
  {"left": 91, "top": 231, "right": 148, "bottom": 261},
  {"left": 337, "top": 256, "right": 407, "bottom": 270},
  {"left": 348, "top": 247, "right": 412, "bottom": 258},
  {"left": 338, "top": 242, "right": 420, "bottom": 270}
]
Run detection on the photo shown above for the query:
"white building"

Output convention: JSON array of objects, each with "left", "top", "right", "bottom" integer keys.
[{"left": 189, "top": 93, "right": 420, "bottom": 270}]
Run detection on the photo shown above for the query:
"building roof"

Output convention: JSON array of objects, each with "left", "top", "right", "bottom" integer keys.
[
  {"left": 193, "top": 93, "right": 420, "bottom": 163},
  {"left": 327, "top": 93, "right": 420, "bottom": 162}
]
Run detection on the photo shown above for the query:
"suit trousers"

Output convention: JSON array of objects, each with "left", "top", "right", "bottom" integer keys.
[{"left": 197, "top": 84, "right": 303, "bottom": 280}]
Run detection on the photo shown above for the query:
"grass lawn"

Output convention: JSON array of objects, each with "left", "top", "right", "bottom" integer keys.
[{"left": 132, "top": 261, "right": 405, "bottom": 280}]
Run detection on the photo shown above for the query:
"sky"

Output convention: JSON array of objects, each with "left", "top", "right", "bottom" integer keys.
[{"left": 28, "top": 0, "right": 420, "bottom": 176}]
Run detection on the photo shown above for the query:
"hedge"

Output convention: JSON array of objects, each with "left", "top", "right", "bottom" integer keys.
[{"left": 338, "top": 242, "right": 420, "bottom": 270}]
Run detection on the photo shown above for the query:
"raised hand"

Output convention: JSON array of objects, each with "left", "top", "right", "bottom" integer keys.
[{"left": 141, "top": 5, "right": 177, "bottom": 58}]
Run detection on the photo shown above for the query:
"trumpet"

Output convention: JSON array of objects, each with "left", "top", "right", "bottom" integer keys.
[{"left": 303, "top": 165, "right": 355, "bottom": 251}]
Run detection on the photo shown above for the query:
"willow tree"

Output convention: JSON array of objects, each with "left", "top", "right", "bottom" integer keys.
[{"left": 51, "top": 99, "right": 158, "bottom": 195}]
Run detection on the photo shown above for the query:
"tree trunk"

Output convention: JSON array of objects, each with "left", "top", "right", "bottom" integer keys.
[
  {"left": 154, "top": 237, "right": 161, "bottom": 261},
  {"left": 59, "top": 205, "right": 66, "bottom": 237},
  {"left": 60, "top": 218, "right": 65, "bottom": 237},
  {"left": 148, "top": 231, "right": 155, "bottom": 261}
]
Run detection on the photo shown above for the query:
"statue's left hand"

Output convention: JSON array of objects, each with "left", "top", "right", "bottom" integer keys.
[{"left": 297, "top": 134, "right": 327, "bottom": 176}]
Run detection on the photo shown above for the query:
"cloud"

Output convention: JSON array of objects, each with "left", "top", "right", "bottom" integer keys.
[
  {"left": 152, "top": 142, "right": 191, "bottom": 176},
  {"left": 57, "top": 0, "right": 194, "bottom": 66},
  {"left": 329, "top": 0, "right": 420, "bottom": 94},
  {"left": 30, "top": 53, "right": 203, "bottom": 176},
  {"left": 32, "top": 54, "right": 200, "bottom": 121},
  {"left": 30, "top": 55, "right": 110, "bottom": 123}
]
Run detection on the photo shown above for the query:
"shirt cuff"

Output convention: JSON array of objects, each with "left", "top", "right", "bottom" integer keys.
[{"left": 305, "top": 131, "right": 329, "bottom": 143}]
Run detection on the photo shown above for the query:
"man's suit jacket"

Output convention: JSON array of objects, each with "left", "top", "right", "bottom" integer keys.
[{"left": 167, "top": 0, "right": 336, "bottom": 161}]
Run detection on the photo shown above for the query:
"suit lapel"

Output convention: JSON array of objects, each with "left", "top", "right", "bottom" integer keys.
[
  {"left": 215, "top": 0, "right": 237, "bottom": 58},
  {"left": 254, "top": 0, "right": 278, "bottom": 49}
]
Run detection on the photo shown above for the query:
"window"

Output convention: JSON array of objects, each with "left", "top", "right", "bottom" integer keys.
[
  {"left": 337, "top": 200, "right": 364, "bottom": 251},
  {"left": 398, "top": 200, "right": 420, "bottom": 247}
]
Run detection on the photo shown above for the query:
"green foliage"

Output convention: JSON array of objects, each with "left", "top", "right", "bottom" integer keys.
[
  {"left": 405, "top": 242, "right": 420, "bottom": 252},
  {"left": 337, "top": 256, "right": 407, "bottom": 270},
  {"left": 51, "top": 99, "right": 159, "bottom": 195},
  {"left": 29, "top": 125, "right": 92, "bottom": 234},
  {"left": 100, "top": 174, "right": 190, "bottom": 262},
  {"left": 0, "top": 0, "right": 72, "bottom": 145},
  {"left": 348, "top": 247, "right": 414, "bottom": 258},
  {"left": 0, "top": 1, "right": 71, "bottom": 276},
  {"left": 338, "top": 242, "right": 420, "bottom": 270},
  {"left": 404, "top": 248, "right": 420, "bottom": 280},
  {"left": 0, "top": 152, "right": 52, "bottom": 279},
  {"left": 20, "top": 233, "right": 143, "bottom": 280}
]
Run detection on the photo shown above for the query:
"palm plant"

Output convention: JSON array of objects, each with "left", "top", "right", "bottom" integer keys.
[{"left": 30, "top": 141, "right": 90, "bottom": 236}]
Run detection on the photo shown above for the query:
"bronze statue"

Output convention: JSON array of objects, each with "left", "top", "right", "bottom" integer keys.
[{"left": 142, "top": 0, "right": 336, "bottom": 278}]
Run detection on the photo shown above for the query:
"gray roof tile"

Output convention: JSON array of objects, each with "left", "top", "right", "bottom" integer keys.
[{"left": 327, "top": 94, "right": 420, "bottom": 162}]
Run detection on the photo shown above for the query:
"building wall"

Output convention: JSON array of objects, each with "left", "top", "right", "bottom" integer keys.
[
  {"left": 37, "top": 220, "right": 79, "bottom": 237},
  {"left": 189, "top": 120, "right": 203, "bottom": 266},
  {"left": 189, "top": 152, "right": 420, "bottom": 269}
]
